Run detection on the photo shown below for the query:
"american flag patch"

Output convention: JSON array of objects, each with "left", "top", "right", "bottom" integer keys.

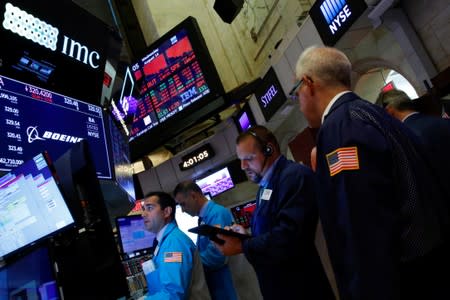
[
  {"left": 164, "top": 252, "right": 182, "bottom": 263},
  {"left": 326, "top": 146, "right": 359, "bottom": 176}
]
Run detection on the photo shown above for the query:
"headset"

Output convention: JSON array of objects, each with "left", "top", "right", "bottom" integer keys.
[{"left": 247, "top": 130, "right": 273, "bottom": 157}]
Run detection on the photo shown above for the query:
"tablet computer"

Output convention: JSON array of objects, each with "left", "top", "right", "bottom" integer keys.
[{"left": 188, "top": 224, "right": 249, "bottom": 244}]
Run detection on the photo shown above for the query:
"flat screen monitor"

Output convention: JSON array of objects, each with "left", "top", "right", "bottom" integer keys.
[
  {"left": 195, "top": 166, "right": 235, "bottom": 197},
  {"left": 0, "top": 244, "right": 61, "bottom": 300},
  {"left": 121, "top": 16, "right": 226, "bottom": 161},
  {"left": 104, "top": 112, "right": 135, "bottom": 201},
  {"left": 0, "top": 74, "right": 112, "bottom": 179},
  {"left": 115, "top": 215, "right": 155, "bottom": 259},
  {"left": 234, "top": 102, "right": 257, "bottom": 132},
  {"left": 0, "top": 152, "right": 74, "bottom": 261},
  {"left": 0, "top": 0, "right": 109, "bottom": 103},
  {"left": 253, "top": 67, "right": 287, "bottom": 122},
  {"left": 230, "top": 200, "right": 257, "bottom": 229}
]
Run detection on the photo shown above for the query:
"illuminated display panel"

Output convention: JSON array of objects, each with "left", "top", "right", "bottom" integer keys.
[
  {"left": 0, "top": 0, "right": 109, "bottom": 104},
  {"left": 195, "top": 167, "right": 235, "bottom": 197},
  {"left": 115, "top": 215, "right": 155, "bottom": 259},
  {"left": 122, "top": 17, "right": 225, "bottom": 161},
  {"left": 0, "top": 152, "right": 74, "bottom": 261},
  {"left": 0, "top": 74, "right": 111, "bottom": 179}
]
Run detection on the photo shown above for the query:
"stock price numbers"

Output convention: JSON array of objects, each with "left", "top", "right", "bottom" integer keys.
[
  {"left": 179, "top": 143, "right": 215, "bottom": 171},
  {"left": 8, "top": 145, "right": 23, "bottom": 154}
]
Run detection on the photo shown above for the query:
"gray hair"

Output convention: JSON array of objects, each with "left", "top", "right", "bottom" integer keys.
[
  {"left": 295, "top": 46, "right": 352, "bottom": 88},
  {"left": 376, "top": 89, "right": 414, "bottom": 111}
]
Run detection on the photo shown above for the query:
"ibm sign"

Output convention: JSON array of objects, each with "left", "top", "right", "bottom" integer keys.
[{"left": 309, "top": 0, "right": 367, "bottom": 46}]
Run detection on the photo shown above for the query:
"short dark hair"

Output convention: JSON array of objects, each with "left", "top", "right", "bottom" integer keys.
[
  {"left": 173, "top": 180, "right": 203, "bottom": 197},
  {"left": 144, "top": 191, "right": 176, "bottom": 220},
  {"left": 236, "top": 125, "right": 280, "bottom": 153}
]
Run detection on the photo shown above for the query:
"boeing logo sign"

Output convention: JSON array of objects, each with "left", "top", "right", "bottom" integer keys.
[
  {"left": 309, "top": 0, "right": 367, "bottom": 46},
  {"left": 3, "top": 3, "right": 101, "bottom": 69},
  {"left": 320, "top": 0, "right": 351, "bottom": 35},
  {"left": 26, "top": 126, "right": 83, "bottom": 144}
]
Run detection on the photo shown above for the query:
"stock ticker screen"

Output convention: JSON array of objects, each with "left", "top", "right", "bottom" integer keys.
[
  {"left": 128, "top": 28, "right": 211, "bottom": 141},
  {"left": 0, "top": 74, "right": 111, "bottom": 178}
]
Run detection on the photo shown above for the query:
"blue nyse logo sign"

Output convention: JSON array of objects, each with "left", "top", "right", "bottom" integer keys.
[{"left": 310, "top": 0, "right": 367, "bottom": 46}]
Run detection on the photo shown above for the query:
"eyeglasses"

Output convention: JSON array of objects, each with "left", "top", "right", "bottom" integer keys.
[{"left": 289, "top": 79, "right": 303, "bottom": 101}]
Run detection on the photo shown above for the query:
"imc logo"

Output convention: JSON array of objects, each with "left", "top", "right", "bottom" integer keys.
[
  {"left": 2, "top": 3, "right": 101, "bottom": 69},
  {"left": 320, "top": 0, "right": 352, "bottom": 35}
]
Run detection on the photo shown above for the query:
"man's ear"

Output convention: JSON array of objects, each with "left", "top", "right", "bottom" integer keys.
[
  {"left": 163, "top": 206, "right": 173, "bottom": 219},
  {"left": 385, "top": 105, "right": 396, "bottom": 117}
]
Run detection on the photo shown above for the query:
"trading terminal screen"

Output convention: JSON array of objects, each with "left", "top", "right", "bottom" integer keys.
[
  {"left": 128, "top": 28, "right": 211, "bottom": 141},
  {"left": 0, "top": 152, "right": 74, "bottom": 260},
  {"left": 0, "top": 74, "right": 111, "bottom": 178}
]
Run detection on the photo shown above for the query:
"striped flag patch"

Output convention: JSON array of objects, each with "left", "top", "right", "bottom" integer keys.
[
  {"left": 164, "top": 252, "right": 183, "bottom": 263},
  {"left": 326, "top": 146, "right": 359, "bottom": 176}
]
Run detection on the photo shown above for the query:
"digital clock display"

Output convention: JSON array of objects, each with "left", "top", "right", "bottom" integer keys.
[{"left": 179, "top": 143, "right": 215, "bottom": 171}]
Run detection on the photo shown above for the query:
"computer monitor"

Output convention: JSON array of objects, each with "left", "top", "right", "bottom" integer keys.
[
  {"left": 121, "top": 16, "right": 226, "bottom": 160},
  {"left": 230, "top": 200, "right": 257, "bottom": 229},
  {"left": 195, "top": 166, "right": 235, "bottom": 197},
  {"left": 0, "top": 152, "right": 74, "bottom": 262},
  {"left": 0, "top": 244, "right": 61, "bottom": 300},
  {"left": 51, "top": 140, "right": 129, "bottom": 300},
  {"left": 115, "top": 214, "right": 156, "bottom": 259}
]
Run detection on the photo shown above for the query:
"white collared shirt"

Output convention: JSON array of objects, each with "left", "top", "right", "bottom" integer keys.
[{"left": 321, "top": 91, "right": 352, "bottom": 124}]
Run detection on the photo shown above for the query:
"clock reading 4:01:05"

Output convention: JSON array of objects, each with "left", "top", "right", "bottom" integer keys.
[{"left": 179, "top": 143, "right": 215, "bottom": 171}]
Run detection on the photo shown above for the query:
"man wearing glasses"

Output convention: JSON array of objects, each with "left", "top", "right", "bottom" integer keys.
[
  {"left": 141, "top": 191, "right": 211, "bottom": 300},
  {"left": 292, "top": 46, "right": 450, "bottom": 300}
]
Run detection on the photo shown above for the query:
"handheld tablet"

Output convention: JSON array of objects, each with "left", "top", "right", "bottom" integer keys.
[{"left": 188, "top": 224, "right": 249, "bottom": 244}]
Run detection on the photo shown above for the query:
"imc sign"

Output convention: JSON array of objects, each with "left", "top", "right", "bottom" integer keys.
[
  {"left": 254, "top": 67, "right": 286, "bottom": 122},
  {"left": 0, "top": 0, "right": 109, "bottom": 104},
  {"left": 309, "top": 0, "right": 367, "bottom": 46}
]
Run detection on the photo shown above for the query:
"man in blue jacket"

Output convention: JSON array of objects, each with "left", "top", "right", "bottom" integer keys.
[
  {"left": 378, "top": 88, "right": 450, "bottom": 208},
  {"left": 141, "top": 191, "right": 210, "bottom": 300},
  {"left": 173, "top": 181, "right": 238, "bottom": 300},
  {"left": 293, "top": 46, "right": 450, "bottom": 299},
  {"left": 215, "top": 125, "right": 334, "bottom": 300}
]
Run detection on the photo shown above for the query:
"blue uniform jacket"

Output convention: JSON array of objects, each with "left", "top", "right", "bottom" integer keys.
[
  {"left": 316, "top": 93, "right": 447, "bottom": 299},
  {"left": 242, "top": 155, "right": 334, "bottom": 300},
  {"left": 145, "top": 221, "right": 198, "bottom": 300},
  {"left": 198, "top": 201, "right": 237, "bottom": 300},
  {"left": 404, "top": 113, "right": 450, "bottom": 207}
]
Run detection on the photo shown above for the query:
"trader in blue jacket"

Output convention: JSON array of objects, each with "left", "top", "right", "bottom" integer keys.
[
  {"left": 173, "top": 180, "right": 238, "bottom": 300},
  {"left": 293, "top": 46, "right": 450, "bottom": 299},
  {"left": 378, "top": 88, "right": 450, "bottom": 208},
  {"left": 141, "top": 191, "right": 210, "bottom": 300},
  {"left": 215, "top": 125, "right": 334, "bottom": 300}
]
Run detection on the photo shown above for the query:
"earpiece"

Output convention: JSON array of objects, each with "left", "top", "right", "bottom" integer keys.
[{"left": 248, "top": 130, "right": 273, "bottom": 157}]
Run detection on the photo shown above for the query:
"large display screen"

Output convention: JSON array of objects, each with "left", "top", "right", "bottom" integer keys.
[
  {"left": 118, "top": 16, "right": 226, "bottom": 161},
  {"left": 0, "top": 0, "right": 109, "bottom": 104},
  {"left": 195, "top": 166, "right": 235, "bottom": 197},
  {"left": 0, "top": 74, "right": 111, "bottom": 178},
  {"left": 0, "top": 152, "right": 74, "bottom": 260}
]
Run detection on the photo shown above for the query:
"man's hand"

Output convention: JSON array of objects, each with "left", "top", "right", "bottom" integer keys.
[
  {"left": 213, "top": 224, "right": 248, "bottom": 256},
  {"left": 214, "top": 234, "right": 243, "bottom": 256}
]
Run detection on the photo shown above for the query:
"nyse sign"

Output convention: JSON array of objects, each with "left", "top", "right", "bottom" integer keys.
[{"left": 309, "top": 0, "right": 367, "bottom": 46}]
